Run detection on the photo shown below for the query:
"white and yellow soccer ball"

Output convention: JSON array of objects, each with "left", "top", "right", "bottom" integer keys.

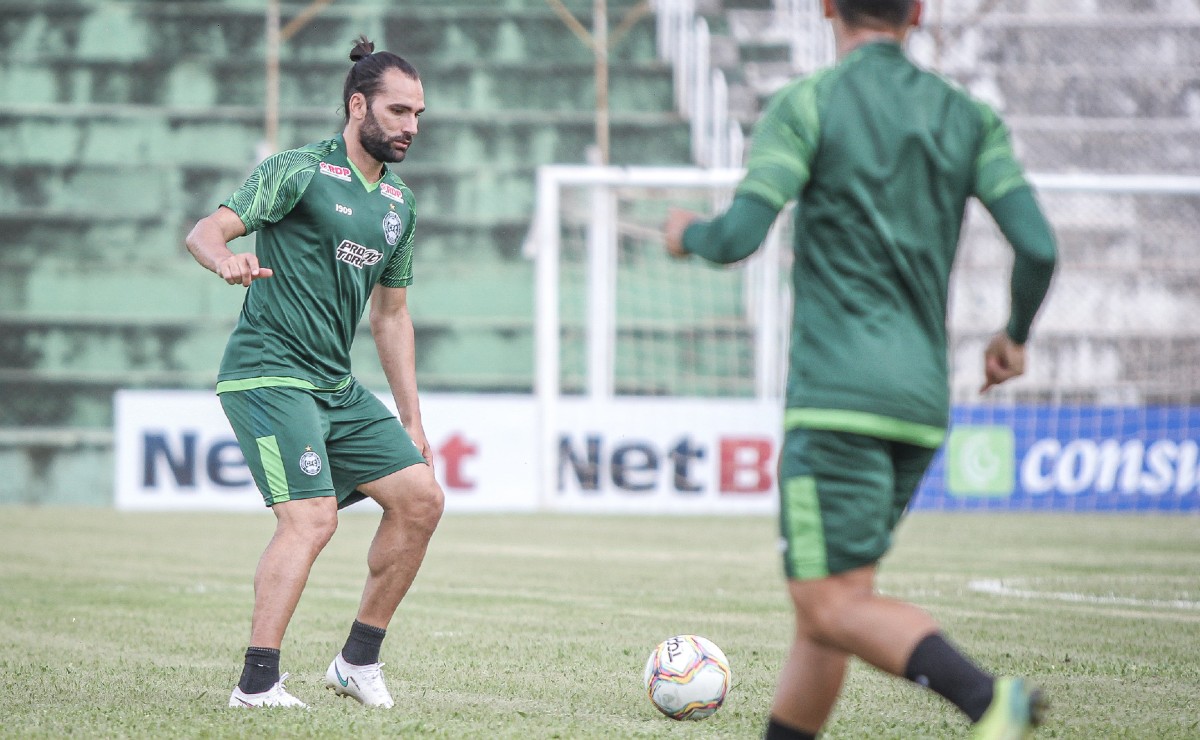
[{"left": 643, "top": 634, "right": 731, "bottom": 720}]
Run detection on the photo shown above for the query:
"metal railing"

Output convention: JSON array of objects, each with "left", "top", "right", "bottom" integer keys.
[
  {"left": 652, "top": 0, "right": 745, "bottom": 168},
  {"left": 775, "top": 0, "right": 835, "bottom": 74}
]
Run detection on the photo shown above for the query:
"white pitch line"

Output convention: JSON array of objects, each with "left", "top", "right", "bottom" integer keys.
[{"left": 968, "top": 579, "right": 1200, "bottom": 611}]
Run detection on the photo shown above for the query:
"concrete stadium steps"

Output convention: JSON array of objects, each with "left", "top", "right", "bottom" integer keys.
[
  {"left": 0, "top": 102, "right": 688, "bottom": 236},
  {"left": 0, "top": 104, "right": 688, "bottom": 261},
  {"left": 0, "top": 315, "right": 759, "bottom": 426},
  {"left": 0, "top": 159, "right": 536, "bottom": 257},
  {"left": 0, "top": 260, "right": 240, "bottom": 317},
  {"left": 947, "top": 182, "right": 1200, "bottom": 403},
  {"left": 0, "top": 3, "right": 653, "bottom": 65},
  {"left": 950, "top": 332, "right": 1200, "bottom": 405},
  {"left": 0, "top": 248, "right": 760, "bottom": 426},
  {"left": 0, "top": 162, "right": 180, "bottom": 216},
  {"left": 952, "top": 265, "right": 1200, "bottom": 336},
  {"left": 1006, "top": 117, "right": 1200, "bottom": 174},
  {"left": 728, "top": 8, "right": 1200, "bottom": 175},
  {"left": 953, "top": 189, "right": 1200, "bottom": 327},
  {"left": 959, "top": 67, "right": 1200, "bottom": 119},
  {"left": 0, "top": 105, "right": 689, "bottom": 168},
  {"left": 957, "top": 14, "right": 1200, "bottom": 68},
  {"left": 0, "top": 375, "right": 124, "bottom": 428},
  {"left": 0, "top": 59, "right": 676, "bottom": 113},
  {"left": 957, "top": 190, "right": 1200, "bottom": 263}
]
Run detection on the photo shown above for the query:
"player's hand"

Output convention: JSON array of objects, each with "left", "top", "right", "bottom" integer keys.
[
  {"left": 218, "top": 253, "right": 274, "bottom": 287},
  {"left": 980, "top": 331, "right": 1026, "bottom": 393},
  {"left": 408, "top": 425, "right": 435, "bottom": 471},
  {"left": 664, "top": 207, "right": 700, "bottom": 258}
]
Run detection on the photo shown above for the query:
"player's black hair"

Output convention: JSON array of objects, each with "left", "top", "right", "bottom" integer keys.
[
  {"left": 833, "top": 0, "right": 916, "bottom": 28},
  {"left": 342, "top": 35, "right": 420, "bottom": 122}
]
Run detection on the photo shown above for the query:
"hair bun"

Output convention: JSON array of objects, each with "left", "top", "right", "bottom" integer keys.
[{"left": 349, "top": 35, "right": 375, "bottom": 62}]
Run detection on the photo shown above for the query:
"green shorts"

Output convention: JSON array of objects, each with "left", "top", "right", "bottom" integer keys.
[
  {"left": 778, "top": 427, "right": 937, "bottom": 580},
  {"left": 218, "top": 380, "right": 427, "bottom": 509}
]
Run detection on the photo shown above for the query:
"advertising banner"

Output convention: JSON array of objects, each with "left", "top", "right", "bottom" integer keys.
[
  {"left": 114, "top": 391, "right": 778, "bottom": 514},
  {"left": 553, "top": 398, "right": 781, "bottom": 514},
  {"left": 115, "top": 392, "right": 1200, "bottom": 513},
  {"left": 914, "top": 405, "right": 1200, "bottom": 512},
  {"left": 114, "top": 390, "right": 539, "bottom": 512}
]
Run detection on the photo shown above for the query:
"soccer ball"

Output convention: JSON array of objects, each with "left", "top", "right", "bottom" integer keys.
[{"left": 643, "top": 634, "right": 731, "bottom": 720}]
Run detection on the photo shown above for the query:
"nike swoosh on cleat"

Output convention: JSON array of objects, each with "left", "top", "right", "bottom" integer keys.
[
  {"left": 334, "top": 664, "right": 350, "bottom": 687},
  {"left": 235, "top": 696, "right": 253, "bottom": 707}
]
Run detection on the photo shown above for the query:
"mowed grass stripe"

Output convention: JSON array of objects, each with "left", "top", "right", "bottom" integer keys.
[{"left": 1, "top": 509, "right": 1197, "bottom": 738}]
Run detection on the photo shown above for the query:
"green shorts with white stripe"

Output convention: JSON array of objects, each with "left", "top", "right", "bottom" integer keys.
[
  {"left": 218, "top": 379, "right": 426, "bottom": 509},
  {"left": 778, "top": 426, "right": 937, "bottom": 579}
]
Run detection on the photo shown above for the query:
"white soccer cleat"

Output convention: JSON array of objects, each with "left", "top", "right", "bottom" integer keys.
[
  {"left": 325, "top": 653, "right": 395, "bottom": 708},
  {"left": 228, "top": 673, "right": 308, "bottom": 708}
]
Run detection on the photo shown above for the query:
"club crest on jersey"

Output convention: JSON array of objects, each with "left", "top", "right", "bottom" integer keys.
[
  {"left": 383, "top": 211, "right": 404, "bottom": 246},
  {"left": 336, "top": 239, "right": 383, "bottom": 269},
  {"left": 299, "top": 448, "right": 322, "bottom": 476},
  {"left": 319, "top": 162, "right": 352, "bottom": 182},
  {"left": 380, "top": 183, "right": 405, "bottom": 203}
]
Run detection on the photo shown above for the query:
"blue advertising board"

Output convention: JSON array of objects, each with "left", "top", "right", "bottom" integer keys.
[{"left": 913, "top": 406, "right": 1200, "bottom": 512}]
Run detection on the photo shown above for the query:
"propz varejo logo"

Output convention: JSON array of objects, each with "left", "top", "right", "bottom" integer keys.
[{"left": 336, "top": 239, "right": 383, "bottom": 269}]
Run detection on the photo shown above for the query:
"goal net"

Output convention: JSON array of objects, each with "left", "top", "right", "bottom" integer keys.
[{"left": 530, "top": 165, "right": 1200, "bottom": 513}]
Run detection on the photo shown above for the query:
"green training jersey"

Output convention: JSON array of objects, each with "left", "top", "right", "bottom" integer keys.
[
  {"left": 737, "top": 41, "right": 1032, "bottom": 446},
  {"left": 215, "top": 135, "right": 417, "bottom": 393}
]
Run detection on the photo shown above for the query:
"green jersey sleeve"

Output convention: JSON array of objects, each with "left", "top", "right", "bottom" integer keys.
[
  {"left": 682, "top": 194, "right": 779, "bottom": 264},
  {"left": 971, "top": 100, "right": 1029, "bottom": 205},
  {"left": 222, "top": 148, "right": 321, "bottom": 233},
  {"left": 380, "top": 204, "right": 415, "bottom": 288},
  {"left": 986, "top": 187, "right": 1058, "bottom": 344},
  {"left": 735, "top": 72, "right": 826, "bottom": 211}
]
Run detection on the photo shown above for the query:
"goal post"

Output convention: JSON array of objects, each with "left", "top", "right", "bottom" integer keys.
[
  {"left": 530, "top": 165, "right": 790, "bottom": 509},
  {"left": 527, "top": 165, "right": 1200, "bottom": 514}
]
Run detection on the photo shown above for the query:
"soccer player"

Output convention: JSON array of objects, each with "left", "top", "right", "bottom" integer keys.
[
  {"left": 185, "top": 37, "right": 444, "bottom": 709},
  {"left": 663, "top": 2, "right": 1057, "bottom": 738}
]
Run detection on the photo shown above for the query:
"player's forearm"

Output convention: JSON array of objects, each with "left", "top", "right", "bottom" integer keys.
[
  {"left": 682, "top": 194, "right": 780, "bottom": 264},
  {"left": 988, "top": 187, "right": 1058, "bottom": 343},
  {"left": 185, "top": 217, "right": 237, "bottom": 275},
  {"left": 371, "top": 311, "right": 423, "bottom": 428}
]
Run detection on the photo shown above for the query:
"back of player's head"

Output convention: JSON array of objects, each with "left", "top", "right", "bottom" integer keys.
[
  {"left": 833, "top": 0, "right": 917, "bottom": 29},
  {"left": 342, "top": 36, "right": 420, "bottom": 121}
]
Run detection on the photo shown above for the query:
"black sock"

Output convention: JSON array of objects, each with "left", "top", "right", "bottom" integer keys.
[
  {"left": 341, "top": 620, "right": 387, "bottom": 666},
  {"left": 904, "top": 633, "right": 995, "bottom": 722},
  {"left": 238, "top": 646, "right": 281, "bottom": 694},
  {"left": 764, "top": 716, "right": 818, "bottom": 740}
]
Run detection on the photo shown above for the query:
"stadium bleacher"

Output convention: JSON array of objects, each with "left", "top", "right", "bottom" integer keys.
[
  {"left": 2, "top": 0, "right": 1197, "bottom": 502},
  {"left": 716, "top": 0, "right": 1200, "bottom": 407},
  {"left": 0, "top": 0, "right": 682, "bottom": 433}
]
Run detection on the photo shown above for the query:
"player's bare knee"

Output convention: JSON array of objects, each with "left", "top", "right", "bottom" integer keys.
[
  {"left": 794, "top": 582, "right": 858, "bottom": 644},
  {"left": 374, "top": 473, "right": 443, "bottom": 533},
  {"left": 407, "top": 478, "right": 444, "bottom": 534},
  {"left": 277, "top": 506, "right": 338, "bottom": 552},
  {"left": 312, "top": 514, "right": 339, "bottom": 547}
]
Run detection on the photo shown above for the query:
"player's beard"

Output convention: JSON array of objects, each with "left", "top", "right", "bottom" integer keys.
[{"left": 359, "top": 106, "right": 411, "bottom": 163}]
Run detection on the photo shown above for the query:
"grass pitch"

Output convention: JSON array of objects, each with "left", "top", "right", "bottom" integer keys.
[{"left": 2, "top": 508, "right": 1198, "bottom": 738}]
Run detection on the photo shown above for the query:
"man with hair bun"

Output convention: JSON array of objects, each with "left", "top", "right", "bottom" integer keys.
[
  {"left": 664, "top": 1, "right": 1056, "bottom": 738},
  {"left": 186, "top": 36, "right": 440, "bottom": 709}
]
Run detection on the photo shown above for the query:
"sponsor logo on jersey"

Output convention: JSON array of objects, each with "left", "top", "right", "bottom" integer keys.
[
  {"left": 383, "top": 210, "right": 403, "bottom": 246},
  {"left": 336, "top": 239, "right": 383, "bottom": 269},
  {"left": 319, "top": 162, "right": 352, "bottom": 181},
  {"left": 380, "top": 182, "right": 405, "bottom": 203},
  {"left": 335, "top": 203, "right": 353, "bottom": 216},
  {"left": 299, "top": 447, "right": 323, "bottom": 476}
]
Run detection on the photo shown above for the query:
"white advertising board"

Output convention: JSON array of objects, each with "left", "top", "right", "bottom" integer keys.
[
  {"left": 114, "top": 390, "right": 539, "bottom": 512},
  {"left": 553, "top": 398, "right": 782, "bottom": 514},
  {"left": 114, "top": 390, "right": 781, "bottom": 514}
]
